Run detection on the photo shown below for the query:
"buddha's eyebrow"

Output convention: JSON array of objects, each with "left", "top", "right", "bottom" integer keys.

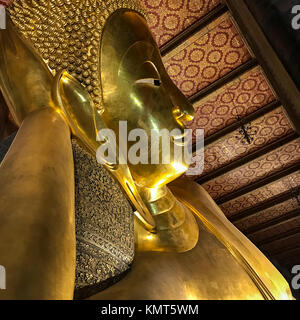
[{"left": 135, "top": 78, "right": 161, "bottom": 86}]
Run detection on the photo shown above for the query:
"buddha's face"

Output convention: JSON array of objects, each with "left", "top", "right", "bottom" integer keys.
[{"left": 100, "top": 10, "right": 194, "bottom": 188}]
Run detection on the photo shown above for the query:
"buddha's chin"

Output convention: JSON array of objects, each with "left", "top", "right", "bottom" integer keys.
[{"left": 130, "top": 163, "right": 189, "bottom": 189}]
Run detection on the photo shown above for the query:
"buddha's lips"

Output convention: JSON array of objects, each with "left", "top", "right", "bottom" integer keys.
[{"left": 0, "top": 0, "right": 13, "bottom": 8}]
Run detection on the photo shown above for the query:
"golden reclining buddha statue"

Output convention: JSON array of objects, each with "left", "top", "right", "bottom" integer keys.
[{"left": 0, "top": 0, "right": 293, "bottom": 300}]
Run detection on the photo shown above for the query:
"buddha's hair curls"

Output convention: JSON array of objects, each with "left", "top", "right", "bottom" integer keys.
[{"left": 9, "top": 0, "right": 146, "bottom": 112}]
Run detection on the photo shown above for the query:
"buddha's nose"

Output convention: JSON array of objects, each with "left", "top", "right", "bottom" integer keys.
[
  {"left": 168, "top": 78, "right": 194, "bottom": 126},
  {"left": 171, "top": 95, "right": 194, "bottom": 127},
  {"left": 172, "top": 104, "right": 194, "bottom": 126}
]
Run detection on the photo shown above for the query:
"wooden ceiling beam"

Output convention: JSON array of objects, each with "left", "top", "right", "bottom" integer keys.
[
  {"left": 267, "top": 245, "right": 300, "bottom": 258},
  {"left": 196, "top": 131, "right": 298, "bottom": 184},
  {"left": 215, "top": 161, "right": 300, "bottom": 205},
  {"left": 192, "top": 99, "right": 281, "bottom": 153},
  {"left": 255, "top": 227, "right": 300, "bottom": 247},
  {"left": 244, "top": 209, "right": 300, "bottom": 236},
  {"left": 230, "top": 187, "right": 300, "bottom": 223}
]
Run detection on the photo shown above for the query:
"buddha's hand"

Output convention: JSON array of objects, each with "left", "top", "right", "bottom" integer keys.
[{"left": 0, "top": 17, "right": 56, "bottom": 126}]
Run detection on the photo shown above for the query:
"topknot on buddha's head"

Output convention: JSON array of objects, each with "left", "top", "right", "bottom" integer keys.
[{"left": 8, "top": 0, "right": 147, "bottom": 112}]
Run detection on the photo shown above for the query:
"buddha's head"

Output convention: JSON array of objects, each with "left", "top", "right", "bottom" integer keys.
[{"left": 9, "top": 0, "right": 194, "bottom": 188}]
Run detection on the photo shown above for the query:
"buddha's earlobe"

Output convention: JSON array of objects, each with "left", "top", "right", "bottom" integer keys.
[{"left": 52, "top": 70, "right": 100, "bottom": 153}]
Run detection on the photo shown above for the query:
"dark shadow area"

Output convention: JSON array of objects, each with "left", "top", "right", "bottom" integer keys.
[
  {"left": 0, "top": 90, "right": 18, "bottom": 143},
  {"left": 270, "top": 257, "right": 300, "bottom": 300},
  {"left": 245, "top": 0, "right": 300, "bottom": 90}
]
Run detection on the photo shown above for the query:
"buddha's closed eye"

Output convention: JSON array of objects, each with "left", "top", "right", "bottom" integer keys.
[{"left": 135, "top": 78, "right": 161, "bottom": 87}]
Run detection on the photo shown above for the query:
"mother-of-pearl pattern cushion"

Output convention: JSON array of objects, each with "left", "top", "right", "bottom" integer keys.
[{"left": 72, "top": 139, "right": 135, "bottom": 299}]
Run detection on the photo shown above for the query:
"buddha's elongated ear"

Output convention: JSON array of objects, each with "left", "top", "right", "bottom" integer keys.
[
  {"left": 0, "top": 17, "right": 53, "bottom": 126},
  {"left": 52, "top": 70, "right": 156, "bottom": 232},
  {"left": 52, "top": 70, "right": 100, "bottom": 154}
]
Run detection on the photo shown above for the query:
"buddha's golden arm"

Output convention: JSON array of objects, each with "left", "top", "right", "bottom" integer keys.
[{"left": 0, "top": 107, "right": 76, "bottom": 300}]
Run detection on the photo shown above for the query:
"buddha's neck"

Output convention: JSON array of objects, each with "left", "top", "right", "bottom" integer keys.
[
  {"left": 135, "top": 185, "right": 199, "bottom": 252},
  {"left": 138, "top": 185, "right": 185, "bottom": 231}
]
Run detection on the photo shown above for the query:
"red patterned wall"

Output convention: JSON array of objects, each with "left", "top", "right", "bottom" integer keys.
[
  {"left": 203, "top": 138, "right": 300, "bottom": 199},
  {"left": 139, "top": 0, "right": 221, "bottom": 47},
  {"left": 235, "top": 198, "right": 300, "bottom": 232},
  {"left": 220, "top": 171, "right": 300, "bottom": 217},
  {"left": 190, "top": 107, "right": 293, "bottom": 179},
  {"left": 185, "top": 66, "right": 276, "bottom": 140},
  {"left": 163, "top": 14, "right": 252, "bottom": 97}
]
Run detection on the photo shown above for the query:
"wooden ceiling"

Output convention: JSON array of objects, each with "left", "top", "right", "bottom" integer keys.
[{"left": 139, "top": 0, "right": 300, "bottom": 280}]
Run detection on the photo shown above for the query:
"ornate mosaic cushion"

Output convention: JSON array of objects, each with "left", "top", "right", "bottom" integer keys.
[{"left": 72, "top": 139, "right": 135, "bottom": 298}]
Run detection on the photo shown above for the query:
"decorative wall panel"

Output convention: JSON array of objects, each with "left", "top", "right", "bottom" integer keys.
[
  {"left": 140, "top": 0, "right": 221, "bottom": 47},
  {"left": 203, "top": 138, "right": 300, "bottom": 199},
  {"left": 220, "top": 171, "right": 300, "bottom": 217},
  {"left": 163, "top": 13, "right": 252, "bottom": 97},
  {"left": 249, "top": 218, "right": 300, "bottom": 243},
  {"left": 235, "top": 198, "right": 300, "bottom": 232},
  {"left": 190, "top": 107, "right": 293, "bottom": 179},
  {"left": 185, "top": 66, "right": 276, "bottom": 140}
]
